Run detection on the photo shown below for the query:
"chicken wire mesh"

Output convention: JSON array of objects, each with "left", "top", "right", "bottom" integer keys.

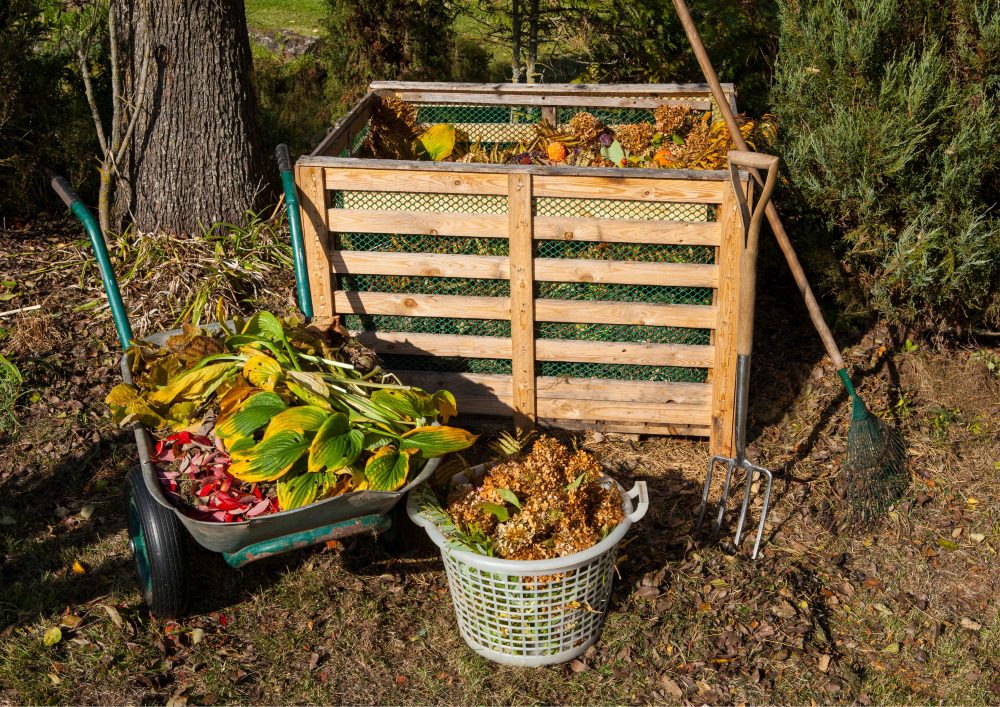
[{"left": 330, "top": 100, "right": 722, "bottom": 390}]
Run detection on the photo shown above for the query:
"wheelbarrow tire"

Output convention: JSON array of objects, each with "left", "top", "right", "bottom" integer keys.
[{"left": 125, "top": 466, "right": 188, "bottom": 618}]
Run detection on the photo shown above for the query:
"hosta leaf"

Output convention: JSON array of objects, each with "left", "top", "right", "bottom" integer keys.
[
  {"left": 308, "top": 413, "right": 363, "bottom": 472},
  {"left": 148, "top": 362, "right": 237, "bottom": 406},
  {"left": 166, "top": 402, "right": 199, "bottom": 430},
  {"left": 286, "top": 381, "right": 333, "bottom": 410},
  {"left": 242, "top": 311, "right": 287, "bottom": 343},
  {"left": 262, "top": 405, "right": 329, "bottom": 439},
  {"left": 216, "top": 377, "right": 256, "bottom": 423},
  {"left": 400, "top": 426, "right": 478, "bottom": 457},
  {"left": 362, "top": 429, "right": 395, "bottom": 451},
  {"left": 243, "top": 354, "right": 282, "bottom": 391},
  {"left": 229, "top": 431, "right": 308, "bottom": 482},
  {"left": 417, "top": 123, "right": 457, "bottom": 161},
  {"left": 227, "top": 435, "right": 256, "bottom": 457},
  {"left": 371, "top": 389, "right": 436, "bottom": 420},
  {"left": 431, "top": 390, "right": 458, "bottom": 423},
  {"left": 286, "top": 370, "right": 328, "bottom": 397},
  {"left": 364, "top": 446, "right": 415, "bottom": 491},
  {"left": 216, "top": 392, "right": 286, "bottom": 440},
  {"left": 277, "top": 472, "right": 323, "bottom": 510}
]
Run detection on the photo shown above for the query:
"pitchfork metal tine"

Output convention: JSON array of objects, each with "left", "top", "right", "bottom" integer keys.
[
  {"left": 713, "top": 458, "right": 738, "bottom": 538},
  {"left": 696, "top": 455, "right": 724, "bottom": 532},
  {"left": 733, "top": 462, "right": 756, "bottom": 548},
  {"left": 750, "top": 465, "right": 774, "bottom": 559}
]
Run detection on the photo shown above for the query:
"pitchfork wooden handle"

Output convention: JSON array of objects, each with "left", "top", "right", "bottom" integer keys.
[{"left": 729, "top": 151, "right": 780, "bottom": 356}]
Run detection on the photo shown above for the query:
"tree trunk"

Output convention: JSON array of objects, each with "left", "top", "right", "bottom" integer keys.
[
  {"left": 526, "top": 0, "right": 539, "bottom": 83},
  {"left": 111, "top": 0, "right": 268, "bottom": 234},
  {"left": 510, "top": 0, "right": 523, "bottom": 83}
]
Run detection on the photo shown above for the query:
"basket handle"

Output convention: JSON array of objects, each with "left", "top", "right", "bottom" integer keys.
[{"left": 626, "top": 481, "right": 649, "bottom": 523}]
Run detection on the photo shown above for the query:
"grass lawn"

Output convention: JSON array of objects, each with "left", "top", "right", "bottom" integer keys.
[{"left": 245, "top": 0, "right": 327, "bottom": 35}]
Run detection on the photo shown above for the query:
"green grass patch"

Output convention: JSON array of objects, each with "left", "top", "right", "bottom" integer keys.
[{"left": 245, "top": 0, "right": 326, "bottom": 35}]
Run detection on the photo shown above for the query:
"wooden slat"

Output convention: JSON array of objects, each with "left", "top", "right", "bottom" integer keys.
[
  {"left": 333, "top": 291, "right": 717, "bottom": 328},
  {"left": 311, "top": 92, "right": 377, "bottom": 157},
  {"left": 534, "top": 216, "right": 721, "bottom": 245},
  {"left": 508, "top": 172, "right": 536, "bottom": 426},
  {"left": 378, "top": 92, "right": 713, "bottom": 110},
  {"left": 543, "top": 418, "right": 710, "bottom": 438},
  {"left": 302, "top": 155, "right": 734, "bottom": 184},
  {"left": 331, "top": 251, "right": 508, "bottom": 280},
  {"left": 534, "top": 175, "right": 723, "bottom": 202},
  {"left": 330, "top": 251, "right": 719, "bottom": 287},
  {"left": 325, "top": 210, "right": 721, "bottom": 246},
  {"left": 354, "top": 331, "right": 715, "bottom": 368},
  {"left": 391, "top": 371, "right": 711, "bottom": 425},
  {"left": 326, "top": 169, "right": 722, "bottom": 202},
  {"left": 369, "top": 80, "right": 736, "bottom": 98},
  {"left": 327, "top": 209, "right": 508, "bottom": 237},
  {"left": 325, "top": 168, "right": 509, "bottom": 195},
  {"left": 708, "top": 178, "right": 748, "bottom": 457},
  {"left": 296, "top": 164, "right": 334, "bottom": 318}
]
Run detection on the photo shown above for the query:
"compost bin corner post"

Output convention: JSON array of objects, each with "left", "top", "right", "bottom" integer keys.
[{"left": 295, "top": 163, "right": 334, "bottom": 320}]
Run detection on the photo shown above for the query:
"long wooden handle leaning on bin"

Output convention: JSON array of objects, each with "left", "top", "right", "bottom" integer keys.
[
  {"left": 727, "top": 150, "right": 780, "bottom": 357},
  {"left": 671, "top": 0, "right": 847, "bottom": 371}
]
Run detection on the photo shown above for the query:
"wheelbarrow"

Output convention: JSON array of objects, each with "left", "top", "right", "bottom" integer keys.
[{"left": 48, "top": 145, "right": 439, "bottom": 618}]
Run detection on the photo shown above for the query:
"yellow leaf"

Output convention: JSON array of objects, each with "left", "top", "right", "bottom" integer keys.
[
  {"left": 242, "top": 354, "right": 282, "bottom": 391},
  {"left": 71, "top": 561, "right": 86, "bottom": 575},
  {"left": 59, "top": 614, "right": 82, "bottom": 629},
  {"left": 43, "top": 626, "right": 62, "bottom": 646},
  {"left": 148, "top": 362, "right": 237, "bottom": 406}
]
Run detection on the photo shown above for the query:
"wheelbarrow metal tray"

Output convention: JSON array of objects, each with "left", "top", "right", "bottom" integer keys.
[{"left": 122, "top": 327, "right": 440, "bottom": 554}]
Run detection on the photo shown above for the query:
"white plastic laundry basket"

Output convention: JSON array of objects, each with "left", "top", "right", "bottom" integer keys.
[{"left": 407, "top": 475, "right": 648, "bottom": 667}]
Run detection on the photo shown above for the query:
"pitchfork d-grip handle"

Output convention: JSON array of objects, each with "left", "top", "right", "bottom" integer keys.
[{"left": 728, "top": 151, "right": 780, "bottom": 357}]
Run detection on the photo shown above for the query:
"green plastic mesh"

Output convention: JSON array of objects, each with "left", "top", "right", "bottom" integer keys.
[
  {"left": 377, "top": 354, "right": 707, "bottom": 383},
  {"left": 332, "top": 191, "right": 508, "bottom": 214},
  {"left": 555, "top": 107, "right": 655, "bottom": 125}
]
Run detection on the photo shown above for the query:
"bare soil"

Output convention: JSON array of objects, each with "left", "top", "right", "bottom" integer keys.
[{"left": 0, "top": 220, "right": 998, "bottom": 705}]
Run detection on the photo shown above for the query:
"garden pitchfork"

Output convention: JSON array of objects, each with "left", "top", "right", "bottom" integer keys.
[{"left": 695, "top": 150, "right": 780, "bottom": 559}]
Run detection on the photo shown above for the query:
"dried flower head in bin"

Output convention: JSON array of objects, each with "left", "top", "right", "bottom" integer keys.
[
  {"left": 446, "top": 436, "right": 624, "bottom": 561},
  {"left": 566, "top": 111, "right": 606, "bottom": 144},
  {"left": 654, "top": 104, "right": 695, "bottom": 136},
  {"left": 613, "top": 122, "right": 657, "bottom": 155}
]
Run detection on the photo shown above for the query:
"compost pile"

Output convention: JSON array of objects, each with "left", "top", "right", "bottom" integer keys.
[
  {"left": 445, "top": 436, "right": 624, "bottom": 561},
  {"left": 361, "top": 97, "right": 775, "bottom": 170},
  {"left": 105, "top": 312, "right": 476, "bottom": 521}
]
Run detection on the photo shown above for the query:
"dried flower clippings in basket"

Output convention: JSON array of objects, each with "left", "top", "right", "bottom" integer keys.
[{"left": 408, "top": 435, "right": 648, "bottom": 666}]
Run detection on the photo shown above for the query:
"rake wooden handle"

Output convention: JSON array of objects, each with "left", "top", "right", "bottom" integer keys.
[{"left": 671, "top": 0, "right": 846, "bottom": 371}]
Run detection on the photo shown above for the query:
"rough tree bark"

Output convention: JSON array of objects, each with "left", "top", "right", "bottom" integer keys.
[{"left": 111, "top": 0, "right": 268, "bottom": 234}]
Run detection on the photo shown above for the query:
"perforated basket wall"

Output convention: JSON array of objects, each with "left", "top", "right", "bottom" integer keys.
[{"left": 299, "top": 83, "right": 749, "bottom": 454}]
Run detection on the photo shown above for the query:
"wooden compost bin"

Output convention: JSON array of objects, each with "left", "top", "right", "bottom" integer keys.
[{"left": 295, "top": 82, "right": 753, "bottom": 456}]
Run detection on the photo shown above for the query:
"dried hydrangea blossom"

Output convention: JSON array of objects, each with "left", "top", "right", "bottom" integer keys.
[
  {"left": 613, "top": 122, "right": 657, "bottom": 155},
  {"left": 446, "top": 436, "right": 625, "bottom": 561}
]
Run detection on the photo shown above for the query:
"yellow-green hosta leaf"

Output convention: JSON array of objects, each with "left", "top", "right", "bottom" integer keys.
[
  {"left": 262, "top": 405, "right": 329, "bottom": 439},
  {"left": 277, "top": 472, "right": 322, "bottom": 510},
  {"left": 417, "top": 123, "right": 457, "bottom": 161},
  {"left": 364, "top": 446, "right": 416, "bottom": 491},
  {"left": 431, "top": 390, "right": 458, "bottom": 423},
  {"left": 400, "top": 426, "right": 478, "bottom": 457},
  {"left": 229, "top": 431, "right": 308, "bottom": 482},
  {"left": 216, "top": 391, "right": 286, "bottom": 440},
  {"left": 148, "top": 361, "right": 237, "bottom": 406},
  {"left": 308, "top": 412, "right": 364, "bottom": 472},
  {"left": 241, "top": 311, "right": 287, "bottom": 343},
  {"left": 242, "top": 354, "right": 282, "bottom": 391},
  {"left": 286, "top": 381, "right": 333, "bottom": 411},
  {"left": 371, "top": 389, "right": 436, "bottom": 420}
]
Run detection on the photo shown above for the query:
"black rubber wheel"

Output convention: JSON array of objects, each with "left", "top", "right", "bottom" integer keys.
[{"left": 124, "top": 465, "right": 188, "bottom": 618}]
